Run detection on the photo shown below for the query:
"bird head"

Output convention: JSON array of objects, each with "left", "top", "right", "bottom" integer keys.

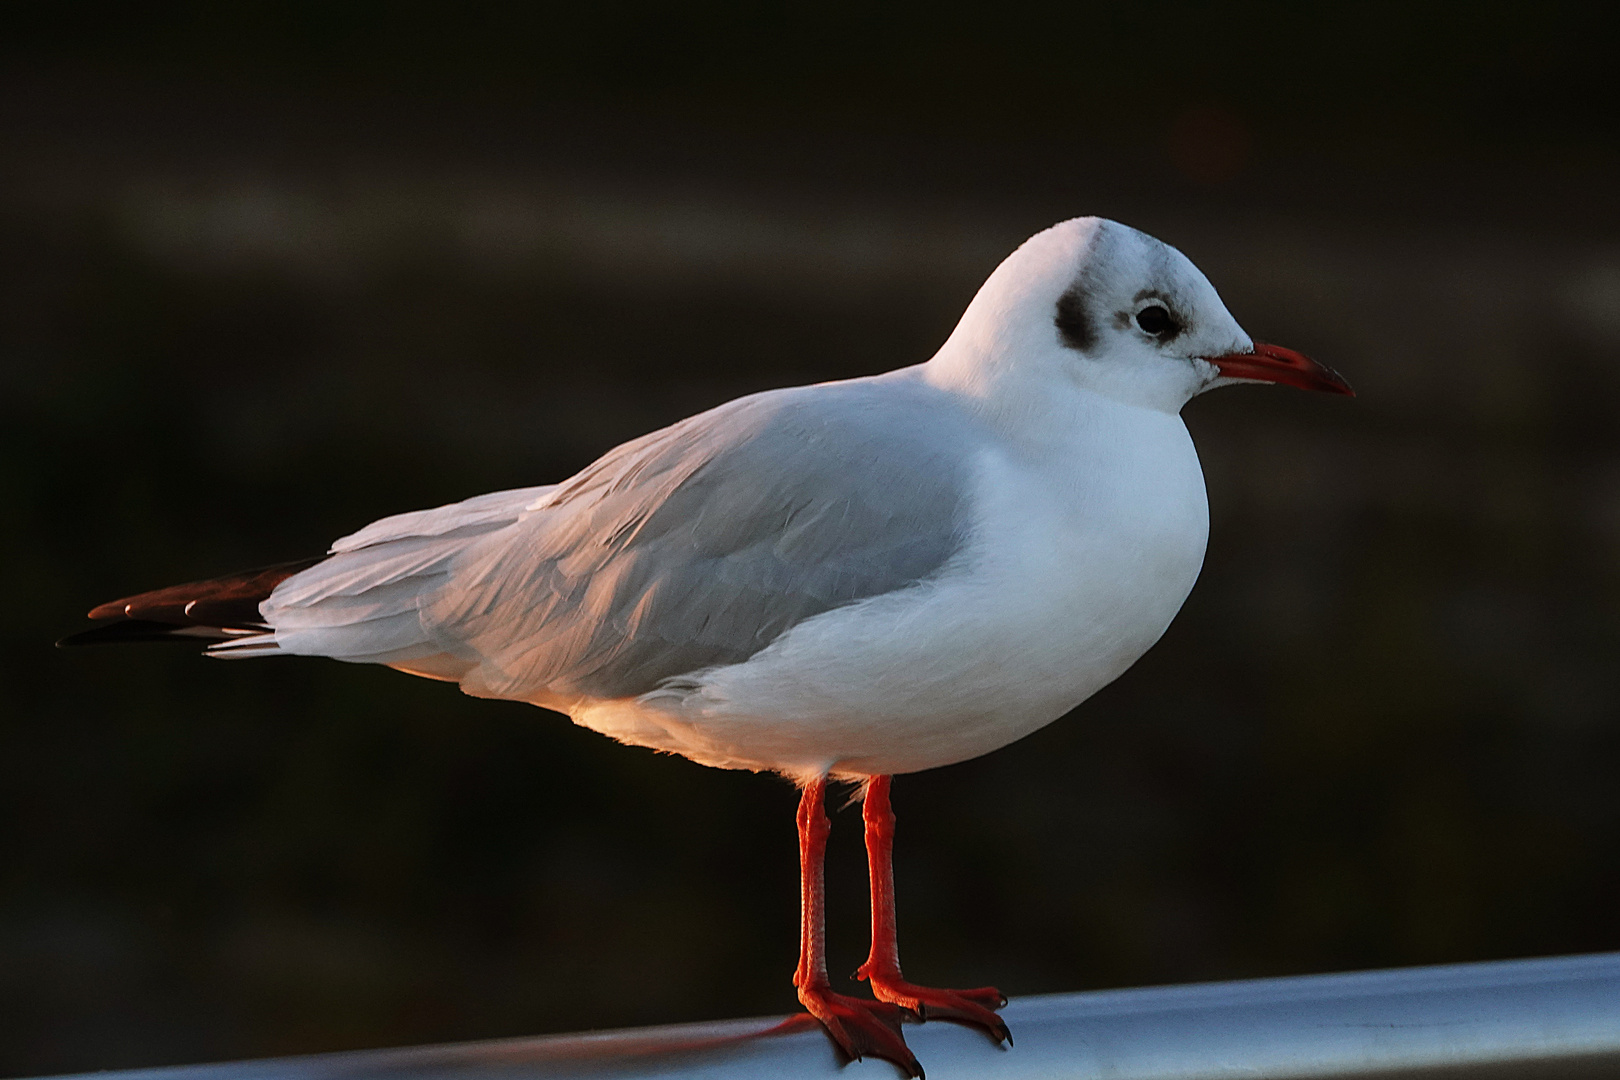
[{"left": 930, "top": 217, "right": 1352, "bottom": 413}]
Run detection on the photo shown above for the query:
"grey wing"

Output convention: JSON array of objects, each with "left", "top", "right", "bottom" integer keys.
[
  {"left": 330, "top": 484, "right": 558, "bottom": 554},
  {"left": 430, "top": 376, "right": 982, "bottom": 702},
  {"left": 237, "top": 484, "right": 558, "bottom": 666}
]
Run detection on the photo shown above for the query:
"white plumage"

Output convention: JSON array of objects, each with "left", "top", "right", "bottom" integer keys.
[
  {"left": 71, "top": 214, "right": 1352, "bottom": 1076},
  {"left": 208, "top": 216, "right": 1270, "bottom": 779}
]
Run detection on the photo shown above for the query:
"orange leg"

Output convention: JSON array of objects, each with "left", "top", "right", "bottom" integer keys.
[
  {"left": 793, "top": 776, "right": 922, "bottom": 1077},
  {"left": 855, "top": 776, "right": 1011, "bottom": 1044}
]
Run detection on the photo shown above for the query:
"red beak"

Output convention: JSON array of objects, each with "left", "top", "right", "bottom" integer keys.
[{"left": 1205, "top": 342, "right": 1355, "bottom": 396}]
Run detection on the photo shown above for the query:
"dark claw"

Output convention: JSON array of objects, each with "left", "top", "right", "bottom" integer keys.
[
  {"left": 867, "top": 978, "right": 1012, "bottom": 1047},
  {"left": 799, "top": 986, "right": 923, "bottom": 1078}
]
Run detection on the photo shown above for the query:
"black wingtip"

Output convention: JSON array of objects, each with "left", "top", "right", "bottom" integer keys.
[
  {"left": 61, "top": 556, "right": 323, "bottom": 651},
  {"left": 56, "top": 620, "right": 230, "bottom": 648}
]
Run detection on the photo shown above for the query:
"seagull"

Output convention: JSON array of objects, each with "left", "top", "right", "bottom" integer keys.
[{"left": 62, "top": 216, "right": 1352, "bottom": 1077}]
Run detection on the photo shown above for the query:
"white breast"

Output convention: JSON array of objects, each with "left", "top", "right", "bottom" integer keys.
[{"left": 571, "top": 394, "right": 1210, "bottom": 781}]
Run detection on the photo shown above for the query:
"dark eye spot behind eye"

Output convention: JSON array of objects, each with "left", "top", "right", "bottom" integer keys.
[
  {"left": 1054, "top": 286, "right": 1096, "bottom": 352},
  {"left": 1135, "top": 305, "right": 1179, "bottom": 337}
]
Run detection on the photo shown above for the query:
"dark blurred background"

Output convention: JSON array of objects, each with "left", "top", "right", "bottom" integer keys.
[{"left": 4, "top": 2, "right": 1620, "bottom": 1075}]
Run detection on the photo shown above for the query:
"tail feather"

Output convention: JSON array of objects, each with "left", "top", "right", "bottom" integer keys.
[{"left": 59, "top": 557, "right": 325, "bottom": 648}]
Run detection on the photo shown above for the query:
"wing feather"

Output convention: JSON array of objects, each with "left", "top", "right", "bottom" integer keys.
[
  {"left": 247, "top": 375, "right": 983, "bottom": 704},
  {"left": 428, "top": 376, "right": 981, "bottom": 701}
]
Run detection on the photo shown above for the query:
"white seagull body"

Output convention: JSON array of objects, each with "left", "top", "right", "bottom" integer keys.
[
  {"left": 224, "top": 218, "right": 1219, "bottom": 779},
  {"left": 261, "top": 367, "right": 1207, "bottom": 780},
  {"left": 68, "top": 216, "right": 1351, "bottom": 1076}
]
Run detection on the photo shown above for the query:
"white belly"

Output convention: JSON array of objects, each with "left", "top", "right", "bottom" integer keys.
[{"left": 567, "top": 405, "right": 1210, "bottom": 780}]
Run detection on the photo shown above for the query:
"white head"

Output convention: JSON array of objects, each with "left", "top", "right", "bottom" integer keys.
[{"left": 927, "top": 217, "right": 1351, "bottom": 414}]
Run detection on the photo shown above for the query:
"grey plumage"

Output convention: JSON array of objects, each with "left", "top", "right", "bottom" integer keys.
[{"left": 260, "top": 372, "right": 983, "bottom": 702}]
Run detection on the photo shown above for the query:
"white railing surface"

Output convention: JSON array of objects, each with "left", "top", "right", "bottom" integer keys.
[{"left": 42, "top": 951, "right": 1620, "bottom": 1080}]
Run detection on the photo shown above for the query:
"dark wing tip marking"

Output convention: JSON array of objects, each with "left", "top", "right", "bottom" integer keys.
[
  {"left": 64, "top": 556, "right": 325, "bottom": 648},
  {"left": 57, "top": 620, "right": 237, "bottom": 648}
]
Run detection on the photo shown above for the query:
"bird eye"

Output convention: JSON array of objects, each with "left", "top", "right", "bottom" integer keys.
[{"left": 1135, "top": 305, "right": 1178, "bottom": 337}]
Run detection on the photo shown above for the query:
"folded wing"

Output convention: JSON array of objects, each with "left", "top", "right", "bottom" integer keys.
[{"left": 212, "top": 376, "right": 981, "bottom": 705}]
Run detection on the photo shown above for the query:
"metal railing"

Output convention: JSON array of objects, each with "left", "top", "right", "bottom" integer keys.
[{"left": 43, "top": 951, "right": 1620, "bottom": 1079}]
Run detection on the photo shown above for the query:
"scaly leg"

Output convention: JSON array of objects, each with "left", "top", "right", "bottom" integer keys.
[
  {"left": 793, "top": 776, "right": 923, "bottom": 1077},
  {"left": 855, "top": 775, "right": 1011, "bottom": 1044}
]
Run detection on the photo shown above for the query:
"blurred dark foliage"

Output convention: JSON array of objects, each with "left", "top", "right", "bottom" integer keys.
[{"left": 3, "top": 4, "right": 1620, "bottom": 1077}]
